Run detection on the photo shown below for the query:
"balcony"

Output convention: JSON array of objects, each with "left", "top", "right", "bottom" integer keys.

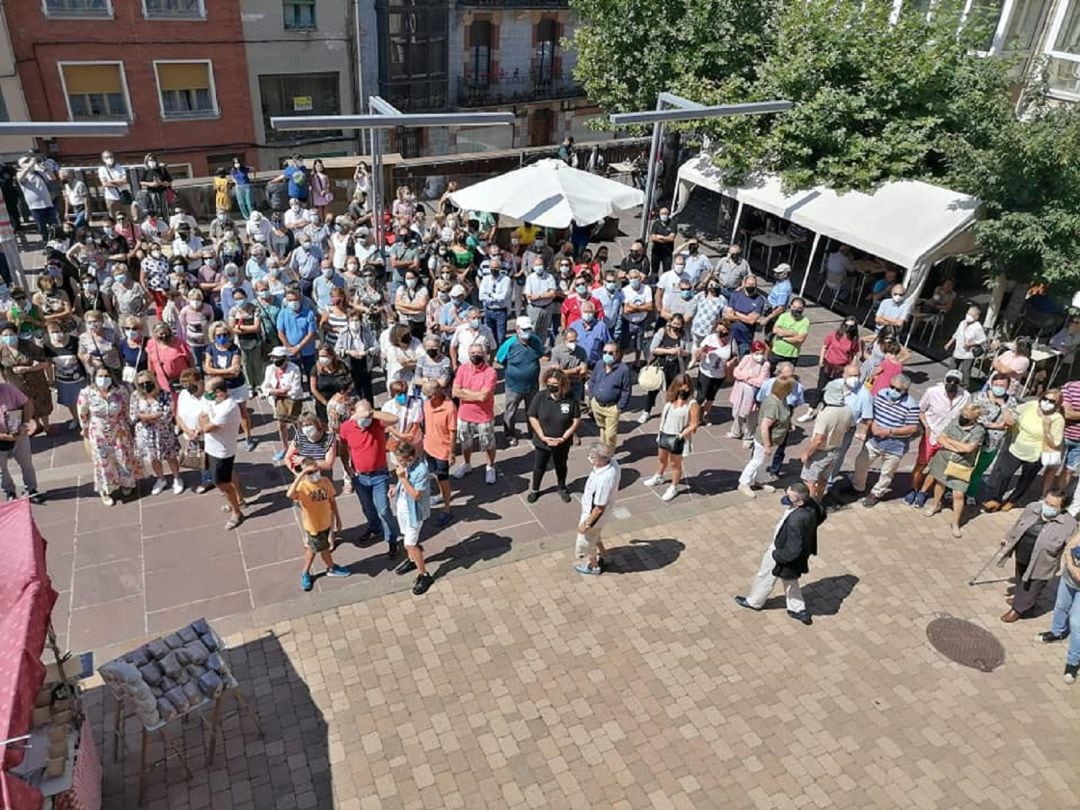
[
  {"left": 457, "top": 70, "right": 583, "bottom": 108},
  {"left": 456, "top": 0, "right": 568, "bottom": 6}
]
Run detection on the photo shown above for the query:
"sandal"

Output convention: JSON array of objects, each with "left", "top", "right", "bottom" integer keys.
[
  {"left": 100, "top": 494, "right": 115, "bottom": 507},
  {"left": 225, "top": 514, "right": 245, "bottom": 530}
]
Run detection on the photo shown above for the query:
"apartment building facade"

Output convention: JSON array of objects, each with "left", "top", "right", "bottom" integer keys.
[
  {"left": 0, "top": 5, "right": 33, "bottom": 160},
  {"left": 7, "top": 0, "right": 256, "bottom": 177}
]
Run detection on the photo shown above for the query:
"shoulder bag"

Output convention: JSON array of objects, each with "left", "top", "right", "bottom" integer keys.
[
  {"left": 656, "top": 403, "right": 686, "bottom": 454},
  {"left": 638, "top": 361, "right": 665, "bottom": 392}
]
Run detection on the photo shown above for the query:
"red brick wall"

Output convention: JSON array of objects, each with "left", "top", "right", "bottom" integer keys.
[{"left": 7, "top": 0, "right": 255, "bottom": 174}]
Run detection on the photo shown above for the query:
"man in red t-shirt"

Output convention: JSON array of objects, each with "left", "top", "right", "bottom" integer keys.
[
  {"left": 451, "top": 346, "right": 499, "bottom": 484},
  {"left": 339, "top": 399, "right": 400, "bottom": 554},
  {"left": 560, "top": 274, "right": 605, "bottom": 330}
]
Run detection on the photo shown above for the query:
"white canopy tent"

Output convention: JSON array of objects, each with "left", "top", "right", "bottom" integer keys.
[
  {"left": 673, "top": 155, "right": 979, "bottom": 301},
  {"left": 448, "top": 158, "right": 645, "bottom": 229}
]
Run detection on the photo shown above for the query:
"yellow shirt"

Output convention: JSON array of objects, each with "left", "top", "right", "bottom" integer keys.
[
  {"left": 513, "top": 224, "right": 539, "bottom": 245},
  {"left": 213, "top": 176, "right": 230, "bottom": 212},
  {"left": 1010, "top": 401, "right": 1064, "bottom": 463},
  {"left": 293, "top": 477, "right": 335, "bottom": 534}
]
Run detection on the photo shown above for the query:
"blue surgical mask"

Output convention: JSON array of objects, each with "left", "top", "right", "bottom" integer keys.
[
  {"left": 630, "top": 279, "right": 642, "bottom": 291},
  {"left": 882, "top": 388, "right": 902, "bottom": 401},
  {"left": 575, "top": 284, "right": 587, "bottom": 295},
  {"left": 1, "top": 334, "right": 17, "bottom": 347},
  {"left": 605, "top": 282, "right": 616, "bottom": 292},
  {"left": 358, "top": 416, "right": 373, "bottom": 428},
  {"left": 289, "top": 300, "right": 301, "bottom": 312},
  {"left": 114, "top": 274, "right": 128, "bottom": 285},
  {"left": 990, "top": 385, "right": 1007, "bottom": 397},
  {"left": 1041, "top": 503, "right": 1060, "bottom": 519},
  {"left": 602, "top": 352, "right": 615, "bottom": 365},
  {"left": 215, "top": 335, "right": 229, "bottom": 346},
  {"left": 582, "top": 312, "right": 595, "bottom": 324},
  {"left": 394, "top": 392, "right": 407, "bottom": 406},
  {"left": 680, "top": 289, "right": 693, "bottom": 300}
]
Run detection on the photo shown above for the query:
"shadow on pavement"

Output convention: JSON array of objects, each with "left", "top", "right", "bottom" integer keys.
[
  {"left": 429, "top": 530, "right": 513, "bottom": 581},
  {"left": 764, "top": 573, "right": 859, "bottom": 616},
  {"left": 605, "top": 538, "right": 685, "bottom": 574}
]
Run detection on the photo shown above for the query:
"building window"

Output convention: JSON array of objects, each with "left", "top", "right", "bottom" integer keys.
[
  {"left": 377, "top": 0, "right": 449, "bottom": 111},
  {"left": 468, "top": 21, "right": 492, "bottom": 85},
  {"left": 284, "top": 0, "right": 316, "bottom": 30},
  {"left": 1047, "top": 0, "right": 1080, "bottom": 96},
  {"left": 155, "top": 61, "right": 217, "bottom": 120},
  {"left": 259, "top": 73, "right": 341, "bottom": 143},
  {"left": 143, "top": 0, "right": 205, "bottom": 19},
  {"left": 998, "top": 0, "right": 1046, "bottom": 51},
  {"left": 397, "top": 126, "right": 422, "bottom": 158},
  {"left": 59, "top": 63, "right": 130, "bottom": 121},
  {"left": 535, "top": 19, "right": 557, "bottom": 85},
  {"left": 43, "top": 0, "right": 111, "bottom": 17}
]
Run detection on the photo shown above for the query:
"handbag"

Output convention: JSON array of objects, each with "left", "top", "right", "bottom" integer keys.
[
  {"left": 638, "top": 362, "right": 665, "bottom": 392},
  {"left": 943, "top": 459, "right": 973, "bottom": 482},
  {"left": 657, "top": 431, "right": 685, "bottom": 454},
  {"left": 179, "top": 438, "right": 204, "bottom": 471}
]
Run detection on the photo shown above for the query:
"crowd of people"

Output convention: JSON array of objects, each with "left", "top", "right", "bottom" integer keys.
[{"left": 4, "top": 149, "right": 1080, "bottom": 681}]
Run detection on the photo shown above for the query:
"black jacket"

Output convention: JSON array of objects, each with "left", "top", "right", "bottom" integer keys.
[{"left": 772, "top": 500, "right": 826, "bottom": 579}]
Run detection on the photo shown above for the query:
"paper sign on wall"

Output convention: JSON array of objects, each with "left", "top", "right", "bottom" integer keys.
[{"left": 292, "top": 96, "right": 313, "bottom": 112}]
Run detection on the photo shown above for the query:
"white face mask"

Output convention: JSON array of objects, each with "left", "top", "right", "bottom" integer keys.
[
  {"left": 302, "top": 426, "right": 320, "bottom": 440},
  {"left": 844, "top": 375, "right": 860, "bottom": 390},
  {"left": 95, "top": 376, "right": 112, "bottom": 389},
  {"left": 752, "top": 353, "right": 765, "bottom": 363},
  {"left": 1040, "top": 400, "right": 1057, "bottom": 414},
  {"left": 307, "top": 471, "right": 322, "bottom": 482},
  {"left": 964, "top": 314, "right": 976, "bottom": 323},
  {"left": 892, "top": 294, "right": 904, "bottom": 304}
]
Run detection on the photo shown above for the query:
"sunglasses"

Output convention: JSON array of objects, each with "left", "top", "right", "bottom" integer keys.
[{"left": 890, "top": 386, "right": 907, "bottom": 394}]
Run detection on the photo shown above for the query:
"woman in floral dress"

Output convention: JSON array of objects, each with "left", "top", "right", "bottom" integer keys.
[
  {"left": 77, "top": 369, "right": 139, "bottom": 506},
  {"left": 130, "top": 370, "right": 183, "bottom": 497},
  {"left": 0, "top": 322, "right": 54, "bottom": 432}
]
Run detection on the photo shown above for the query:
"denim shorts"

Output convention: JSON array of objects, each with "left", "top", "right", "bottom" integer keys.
[{"left": 1065, "top": 439, "right": 1080, "bottom": 472}]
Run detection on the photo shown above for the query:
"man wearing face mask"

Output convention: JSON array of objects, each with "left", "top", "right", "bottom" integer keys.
[
  {"left": 197, "top": 378, "right": 246, "bottom": 530},
  {"left": 478, "top": 258, "right": 513, "bottom": 346},
  {"left": 681, "top": 239, "right": 710, "bottom": 286},
  {"left": 494, "top": 316, "right": 547, "bottom": 446},
  {"left": 588, "top": 343, "right": 632, "bottom": 449},
  {"left": 875, "top": 284, "right": 912, "bottom": 331},
  {"left": 903, "top": 370, "right": 970, "bottom": 508},
  {"left": 574, "top": 443, "right": 621, "bottom": 576},
  {"left": 313, "top": 259, "right": 346, "bottom": 315},
  {"left": 620, "top": 270, "right": 653, "bottom": 367},
  {"left": 714, "top": 244, "right": 750, "bottom": 299},
  {"left": 524, "top": 257, "right": 558, "bottom": 346},
  {"left": 725, "top": 275, "right": 767, "bottom": 357},
  {"left": 592, "top": 271, "right": 625, "bottom": 339},
  {"left": 619, "top": 240, "right": 651, "bottom": 281},
  {"left": 654, "top": 254, "right": 689, "bottom": 326},
  {"left": 276, "top": 289, "right": 319, "bottom": 381},
  {"left": 340, "top": 399, "right": 401, "bottom": 553},
  {"left": 649, "top": 207, "right": 676, "bottom": 277},
  {"left": 452, "top": 347, "right": 499, "bottom": 483},
  {"left": 560, "top": 274, "right": 605, "bottom": 331},
  {"left": 852, "top": 373, "right": 921, "bottom": 507},
  {"left": 97, "top": 151, "right": 131, "bottom": 219},
  {"left": 827, "top": 362, "right": 875, "bottom": 494},
  {"left": 288, "top": 458, "right": 350, "bottom": 592},
  {"left": 997, "top": 490, "right": 1076, "bottom": 623},
  {"left": 734, "top": 481, "right": 823, "bottom": 626},
  {"left": 219, "top": 263, "right": 254, "bottom": 320}
]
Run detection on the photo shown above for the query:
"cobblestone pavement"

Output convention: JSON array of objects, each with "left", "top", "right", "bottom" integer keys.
[{"left": 83, "top": 496, "right": 1080, "bottom": 809}]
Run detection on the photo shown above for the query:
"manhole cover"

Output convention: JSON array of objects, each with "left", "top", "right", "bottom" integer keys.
[{"left": 926, "top": 616, "right": 1005, "bottom": 672}]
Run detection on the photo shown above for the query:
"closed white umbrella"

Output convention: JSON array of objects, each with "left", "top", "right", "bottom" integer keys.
[{"left": 447, "top": 158, "right": 644, "bottom": 228}]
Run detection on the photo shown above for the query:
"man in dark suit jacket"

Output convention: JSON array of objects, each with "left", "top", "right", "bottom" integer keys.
[{"left": 735, "top": 481, "right": 825, "bottom": 625}]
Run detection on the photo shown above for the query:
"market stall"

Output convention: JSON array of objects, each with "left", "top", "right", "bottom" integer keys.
[{"left": 0, "top": 500, "right": 99, "bottom": 810}]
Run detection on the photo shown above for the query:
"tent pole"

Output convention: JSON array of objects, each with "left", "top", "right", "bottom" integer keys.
[
  {"left": 729, "top": 199, "right": 744, "bottom": 247},
  {"left": 638, "top": 98, "right": 665, "bottom": 243},
  {"left": 799, "top": 232, "right": 821, "bottom": 298}
]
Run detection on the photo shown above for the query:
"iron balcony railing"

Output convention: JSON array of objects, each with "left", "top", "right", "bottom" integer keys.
[{"left": 457, "top": 71, "right": 583, "bottom": 107}]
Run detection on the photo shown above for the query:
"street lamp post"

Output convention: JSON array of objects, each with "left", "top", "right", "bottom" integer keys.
[
  {"left": 271, "top": 100, "right": 515, "bottom": 248},
  {"left": 0, "top": 120, "right": 131, "bottom": 288},
  {"left": 609, "top": 97, "right": 793, "bottom": 243}
]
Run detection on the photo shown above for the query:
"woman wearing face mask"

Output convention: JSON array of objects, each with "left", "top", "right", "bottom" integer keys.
[
  {"left": 967, "top": 371, "right": 1017, "bottom": 499},
  {"left": 43, "top": 323, "right": 85, "bottom": 429},
  {"left": 525, "top": 369, "right": 580, "bottom": 503},
  {"left": 641, "top": 315, "right": 692, "bottom": 424},
  {"left": 77, "top": 368, "right": 138, "bottom": 506},
  {"left": 228, "top": 289, "right": 268, "bottom": 395},
  {"left": 138, "top": 153, "right": 172, "bottom": 218},
  {"left": 335, "top": 312, "right": 376, "bottom": 404},
  {"left": 146, "top": 321, "right": 193, "bottom": 396},
  {"left": 310, "top": 346, "right": 351, "bottom": 423},
  {"left": 109, "top": 264, "right": 148, "bottom": 320},
  {"left": 691, "top": 280, "right": 726, "bottom": 348},
  {"left": 394, "top": 271, "right": 430, "bottom": 340},
  {"left": 427, "top": 280, "right": 452, "bottom": 335},
  {"left": 860, "top": 326, "right": 910, "bottom": 384},
  {"left": 382, "top": 379, "right": 424, "bottom": 468},
  {"left": 944, "top": 305, "right": 987, "bottom": 389},
  {"left": 868, "top": 340, "right": 907, "bottom": 397},
  {"left": 205, "top": 323, "right": 256, "bottom": 451},
  {"left": 693, "top": 321, "right": 738, "bottom": 422},
  {"left": 7, "top": 288, "right": 45, "bottom": 340},
  {"left": 320, "top": 287, "right": 351, "bottom": 348},
  {"left": 118, "top": 316, "right": 149, "bottom": 386},
  {"left": 129, "top": 371, "right": 183, "bottom": 496},
  {"left": 140, "top": 243, "right": 172, "bottom": 316},
  {"left": 353, "top": 269, "right": 388, "bottom": 334},
  {"left": 384, "top": 323, "right": 421, "bottom": 388},
  {"left": 983, "top": 389, "right": 1065, "bottom": 513},
  {"left": 800, "top": 318, "right": 861, "bottom": 424},
  {"left": 643, "top": 373, "right": 701, "bottom": 502},
  {"left": 0, "top": 323, "right": 53, "bottom": 433},
  {"left": 33, "top": 275, "right": 75, "bottom": 335},
  {"left": 728, "top": 340, "right": 771, "bottom": 440},
  {"left": 263, "top": 346, "right": 304, "bottom": 461},
  {"left": 284, "top": 413, "right": 339, "bottom": 475},
  {"left": 414, "top": 334, "right": 452, "bottom": 395},
  {"left": 178, "top": 289, "right": 213, "bottom": 369},
  {"left": 76, "top": 310, "right": 121, "bottom": 377},
  {"left": 230, "top": 156, "right": 256, "bottom": 220},
  {"left": 921, "top": 403, "right": 986, "bottom": 537}
]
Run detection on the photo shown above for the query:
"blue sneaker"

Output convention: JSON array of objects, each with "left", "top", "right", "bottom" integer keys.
[
  {"left": 574, "top": 563, "right": 601, "bottom": 576},
  {"left": 903, "top": 489, "right": 917, "bottom": 506},
  {"left": 913, "top": 492, "right": 928, "bottom": 509},
  {"left": 326, "top": 565, "right": 351, "bottom": 578},
  {"left": 435, "top": 511, "right": 452, "bottom": 527},
  {"left": 300, "top": 571, "right": 314, "bottom": 591},
  {"left": 273, "top": 450, "right": 286, "bottom": 462}
]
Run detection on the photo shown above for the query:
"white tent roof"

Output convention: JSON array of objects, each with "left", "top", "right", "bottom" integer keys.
[
  {"left": 674, "top": 155, "right": 979, "bottom": 271},
  {"left": 448, "top": 158, "right": 644, "bottom": 229}
]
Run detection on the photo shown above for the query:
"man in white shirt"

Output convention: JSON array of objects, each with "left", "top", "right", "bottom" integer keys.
[
  {"left": 197, "top": 378, "right": 245, "bottom": 529},
  {"left": 825, "top": 245, "right": 854, "bottom": 300},
  {"left": 620, "top": 270, "right": 653, "bottom": 365},
  {"left": 574, "top": 443, "right": 621, "bottom": 575},
  {"left": 97, "top": 151, "right": 130, "bottom": 218},
  {"left": 16, "top": 156, "right": 58, "bottom": 237},
  {"left": 284, "top": 198, "right": 309, "bottom": 231},
  {"left": 653, "top": 254, "right": 689, "bottom": 325},
  {"left": 681, "top": 239, "right": 711, "bottom": 287},
  {"left": 449, "top": 305, "right": 496, "bottom": 369},
  {"left": 524, "top": 257, "right": 558, "bottom": 346},
  {"left": 168, "top": 205, "right": 197, "bottom": 235},
  {"left": 478, "top": 260, "right": 513, "bottom": 345}
]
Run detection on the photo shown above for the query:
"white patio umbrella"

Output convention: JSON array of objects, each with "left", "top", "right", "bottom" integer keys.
[{"left": 447, "top": 158, "right": 645, "bottom": 228}]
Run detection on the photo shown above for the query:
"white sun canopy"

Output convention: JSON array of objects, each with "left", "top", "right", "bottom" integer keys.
[
  {"left": 448, "top": 158, "right": 645, "bottom": 229},
  {"left": 673, "top": 155, "right": 979, "bottom": 296}
]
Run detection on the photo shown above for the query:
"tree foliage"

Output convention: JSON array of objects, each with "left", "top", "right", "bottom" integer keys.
[{"left": 570, "top": 0, "right": 1080, "bottom": 290}]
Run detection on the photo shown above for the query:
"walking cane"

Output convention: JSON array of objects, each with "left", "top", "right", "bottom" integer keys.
[{"left": 967, "top": 547, "right": 1011, "bottom": 586}]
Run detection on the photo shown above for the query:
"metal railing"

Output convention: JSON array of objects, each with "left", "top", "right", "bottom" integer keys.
[{"left": 456, "top": 71, "right": 583, "bottom": 108}]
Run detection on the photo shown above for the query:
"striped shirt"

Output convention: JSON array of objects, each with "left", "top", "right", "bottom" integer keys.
[
  {"left": 1063, "top": 381, "right": 1080, "bottom": 442},
  {"left": 292, "top": 429, "right": 335, "bottom": 461},
  {"left": 869, "top": 391, "right": 921, "bottom": 456}
]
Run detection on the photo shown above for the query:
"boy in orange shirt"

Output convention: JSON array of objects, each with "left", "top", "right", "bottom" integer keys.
[
  {"left": 421, "top": 378, "right": 457, "bottom": 527},
  {"left": 287, "top": 458, "right": 351, "bottom": 591}
]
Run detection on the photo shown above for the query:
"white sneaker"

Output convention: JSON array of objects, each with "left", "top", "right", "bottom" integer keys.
[
  {"left": 484, "top": 465, "right": 497, "bottom": 485},
  {"left": 637, "top": 411, "right": 650, "bottom": 425},
  {"left": 660, "top": 485, "right": 678, "bottom": 502},
  {"left": 451, "top": 463, "right": 472, "bottom": 480},
  {"left": 796, "top": 410, "right": 816, "bottom": 424},
  {"left": 151, "top": 477, "right": 168, "bottom": 496},
  {"left": 172, "top": 478, "right": 185, "bottom": 495},
  {"left": 725, "top": 431, "right": 742, "bottom": 439},
  {"left": 738, "top": 484, "right": 757, "bottom": 499},
  {"left": 643, "top": 473, "right": 665, "bottom": 487}
]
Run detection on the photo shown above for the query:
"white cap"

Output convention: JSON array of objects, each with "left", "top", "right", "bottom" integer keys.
[
  {"left": 270, "top": 346, "right": 289, "bottom": 358},
  {"left": 773, "top": 263, "right": 791, "bottom": 277},
  {"left": 450, "top": 284, "right": 466, "bottom": 298},
  {"left": 516, "top": 315, "right": 533, "bottom": 330}
]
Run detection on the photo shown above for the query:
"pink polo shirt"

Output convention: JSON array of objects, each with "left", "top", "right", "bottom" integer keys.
[{"left": 453, "top": 362, "right": 497, "bottom": 424}]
